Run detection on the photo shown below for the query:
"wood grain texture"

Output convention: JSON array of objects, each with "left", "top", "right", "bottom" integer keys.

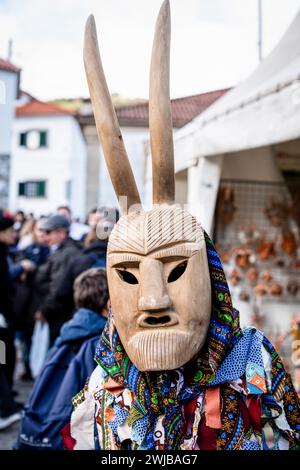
[
  {"left": 84, "top": 15, "right": 141, "bottom": 211},
  {"left": 108, "top": 206, "right": 204, "bottom": 255},
  {"left": 149, "top": 0, "right": 175, "bottom": 204}
]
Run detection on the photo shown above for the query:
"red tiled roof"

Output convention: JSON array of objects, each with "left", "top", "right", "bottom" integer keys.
[
  {"left": 0, "top": 57, "right": 20, "bottom": 73},
  {"left": 170, "top": 89, "right": 230, "bottom": 127},
  {"left": 16, "top": 99, "right": 74, "bottom": 117},
  {"left": 118, "top": 89, "right": 230, "bottom": 127},
  {"left": 78, "top": 89, "right": 229, "bottom": 128}
]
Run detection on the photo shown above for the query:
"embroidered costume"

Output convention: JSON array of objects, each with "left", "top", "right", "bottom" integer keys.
[{"left": 70, "top": 236, "right": 300, "bottom": 450}]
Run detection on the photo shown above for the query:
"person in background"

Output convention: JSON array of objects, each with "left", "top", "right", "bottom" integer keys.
[
  {"left": 6, "top": 230, "right": 37, "bottom": 340},
  {"left": 17, "top": 217, "right": 36, "bottom": 251},
  {"left": 0, "top": 216, "right": 21, "bottom": 430},
  {"left": 86, "top": 206, "right": 119, "bottom": 232},
  {"left": 7, "top": 252, "right": 36, "bottom": 282},
  {"left": 53, "top": 207, "right": 118, "bottom": 317},
  {"left": 13, "top": 211, "right": 26, "bottom": 239},
  {"left": 57, "top": 206, "right": 89, "bottom": 242},
  {"left": 14, "top": 218, "right": 50, "bottom": 381},
  {"left": 32, "top": 214, "right": 82, "bottom": 344},
  {"left": 86, "top": 207, "right": 102, "bottom": 231},
  {"left": 20, "top": 218, "right": 50, "bottom": 267},
  {"left": 15, "top": 267, "right": 109, "bottom": 450}
]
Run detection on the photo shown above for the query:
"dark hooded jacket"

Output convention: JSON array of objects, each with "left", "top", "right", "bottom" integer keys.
[{"left": 15, "top": 308, "right": 107, "bottom": 450}]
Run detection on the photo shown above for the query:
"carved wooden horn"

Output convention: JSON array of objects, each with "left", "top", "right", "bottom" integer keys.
[
  {"left": 149, "top": 0, "right": 175, "bottom": 205},
  {"left": 84, "top": 15, "right": 141, "bottom": 211}
]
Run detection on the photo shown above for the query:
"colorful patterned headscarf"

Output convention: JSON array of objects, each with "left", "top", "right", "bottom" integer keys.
[{"left": 93, "top": 233, "right": 300, "bottom": 450}]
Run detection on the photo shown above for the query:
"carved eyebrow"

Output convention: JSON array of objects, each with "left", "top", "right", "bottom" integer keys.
[
  {"left": 152, "top": 246, "right": 199, "bottom": 260},
  {"left": 108, "top": 243, "right": 203, "bottom": 266},
  {"left": 108, "top": 253, "right": 142, "bottom": 267}
]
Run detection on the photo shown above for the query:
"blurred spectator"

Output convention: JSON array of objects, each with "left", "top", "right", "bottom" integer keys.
[
  {"left": 13, "top": 219, "right": 50, "bottom": 381},
  {"left": 53, "top": 208, "right": 118, "bottom": 316},
  {"left": 32, "top": 214, "right": 82, "bottom": 344},
  {"left": 0, "top": 216, "right": 21, "bottom": 430},
  {"left": 57, "top": 206, "right": 89, "bottom": 242},
  {"left": 54, "top": 229, "right": 107, "bottom": 317},
  {"left": 86, "top": 207, "right": 102, "bottom": 230},
  {"left": 13, "top": 211, "right": 26, "bottom": 238},
  {"left": 17, "top": 218, "right": 36, "bottom": 251},
  {"left": 20, "top": 218, "right": 50, "bottom": 266},
  {"left": 7, "top": 255, "right": 36, "bottom": 282},
  {"left": 15, "top": 267, "right": 109, "bottom": 449},
  {"left": 86, "top": 206, "right": 119, "bottom": 231}
]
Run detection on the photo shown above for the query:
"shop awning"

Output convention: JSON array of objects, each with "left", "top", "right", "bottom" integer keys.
[{"left": 174, "top": 10, "right": 300, "bottom": 173}]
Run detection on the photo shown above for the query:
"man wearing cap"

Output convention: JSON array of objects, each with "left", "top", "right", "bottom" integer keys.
[{"left": 32, "top": 214, "right": 82, "bottom": 343}]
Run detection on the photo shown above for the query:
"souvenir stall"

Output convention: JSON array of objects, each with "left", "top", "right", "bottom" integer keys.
[{"left": 214, "top": 173, "right": 300, "bottom": 374}]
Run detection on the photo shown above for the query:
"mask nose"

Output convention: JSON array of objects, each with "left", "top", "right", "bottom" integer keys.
[{"left": 138, "top": 258, "right": 171, "bottom": 311}]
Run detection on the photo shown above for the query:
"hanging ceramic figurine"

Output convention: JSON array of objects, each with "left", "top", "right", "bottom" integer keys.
[{"left": 68, "top": 1, "right": 300, "bottom": 450}]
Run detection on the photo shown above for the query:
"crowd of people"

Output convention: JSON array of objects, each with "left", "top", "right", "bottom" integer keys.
[{"left": 0, "top": 205, "right": 117, "bottom": 442}]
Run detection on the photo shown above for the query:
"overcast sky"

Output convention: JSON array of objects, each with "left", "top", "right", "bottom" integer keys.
[{"left": 1, "top": 0, "right": 300, "bottom": 101}]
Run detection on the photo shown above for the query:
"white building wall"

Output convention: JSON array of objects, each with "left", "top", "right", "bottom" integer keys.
[
  {"left": 0, "top": 70, "right": 18, "bottom": 208},
  {"left": 69, "top": 118, "right": 86, "bottom": 219},
  {"left": 0, "top": 70, "right": 18, "bottom": 154},
  {"left": 98, "top": 126, "right": 149, "bottom": 209},
  {"left": 9, "top": 115, "right": 86, "bottom": 219}
]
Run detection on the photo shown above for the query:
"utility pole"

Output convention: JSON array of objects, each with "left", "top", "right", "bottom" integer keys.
[
  {"left": 258, "top": 0, "right": 263, "bottom": 62},
  {"left": 7, "top": 39, "right": 13, "bottom": 62}
]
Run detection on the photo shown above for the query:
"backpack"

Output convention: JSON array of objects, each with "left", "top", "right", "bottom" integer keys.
[{"left": 14, "top": 336, "right": 99, "bottom": 450}]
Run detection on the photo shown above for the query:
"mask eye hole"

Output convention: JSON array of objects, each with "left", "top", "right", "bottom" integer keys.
[
  {"left": 167, "top": 261, "right": 187, "bottom": 283},
  {"left": 117, "top": 269, "right": 139, "bottom": 285}
]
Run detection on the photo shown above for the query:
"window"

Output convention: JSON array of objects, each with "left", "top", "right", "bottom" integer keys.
[
  {"left": 19, "top": 133, "right": 26, "bottom": 146},
  {"left": 40, "top": 131, "right": 47, "bottom": 147},
  {"left": 19, "top": 130, "right": 48, "bottom": 149},
  {"left": 18, "top": 181, "right": 46, "bottom": 198}
]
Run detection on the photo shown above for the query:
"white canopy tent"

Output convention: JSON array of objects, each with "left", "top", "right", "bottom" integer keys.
[
  {"left": 171, "top": 10, "right": 300, "bottom": 233},
  {"left": 174, "top": 9, "right": 300, "bottom": 172}
]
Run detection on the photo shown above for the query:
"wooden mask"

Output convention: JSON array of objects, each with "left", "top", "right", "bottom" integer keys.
[{"left": 84, "top": 0, "right": 212, "bottom": 371}]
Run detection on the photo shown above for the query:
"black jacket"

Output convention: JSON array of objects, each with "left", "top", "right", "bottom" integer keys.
[
  {"left": 54, "top": 241, "right": 107, "bottom": 318},
  {"left": 0, "top": 242, "right": 12, "bottom": 322},
  {"left": 32, "top": 238, "right": 82, "bottom": 339}
]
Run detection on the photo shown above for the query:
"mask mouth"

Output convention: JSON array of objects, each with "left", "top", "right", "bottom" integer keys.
[
  {"left": 137, "top": 312, "right": 179, "bottom": 328},
  {"left": 145, "top": 315, "right": 171, "bottom": 325}
]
